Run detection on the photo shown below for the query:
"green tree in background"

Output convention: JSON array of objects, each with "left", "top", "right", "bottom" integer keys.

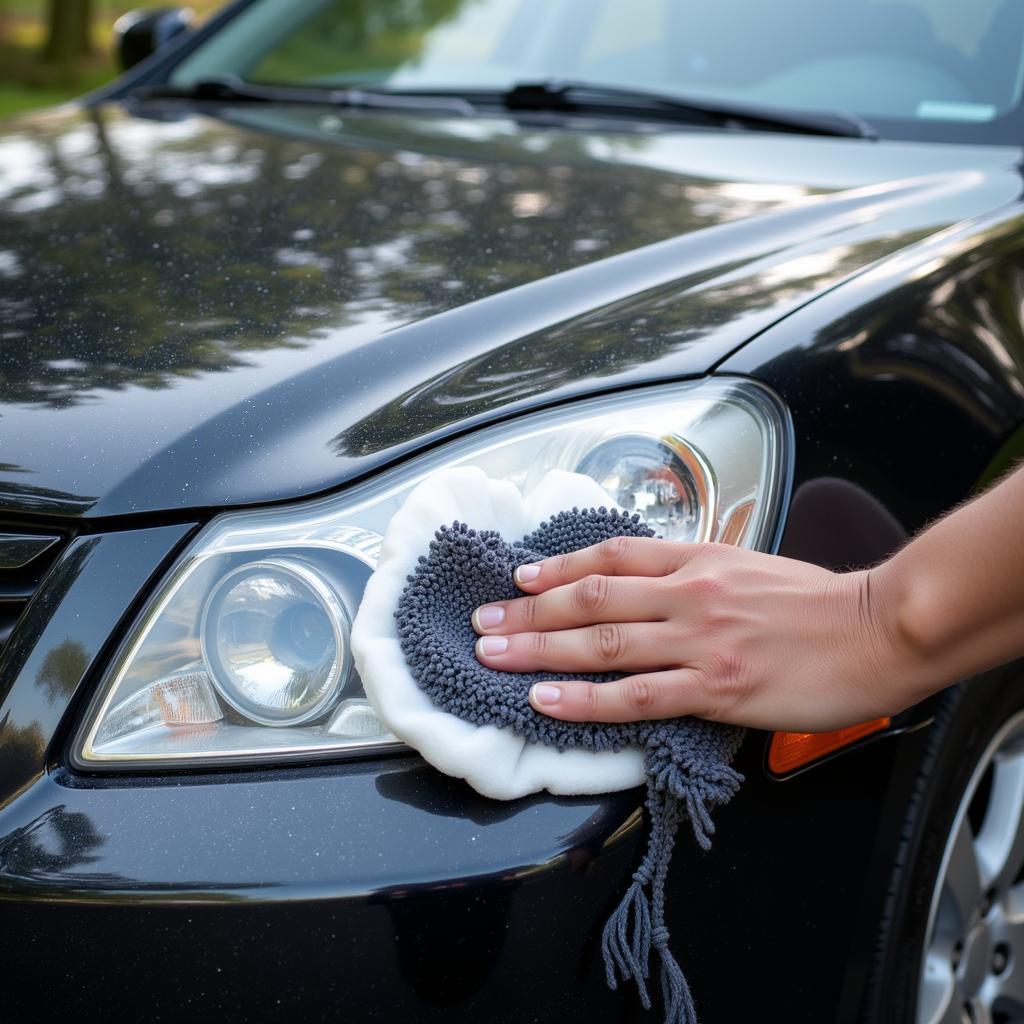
[
  {"left": 0, "top": 1, "right": 219, "bottom": 117},
  {"left": 42, "top": 0, "right": 93, "bottom": 65}
]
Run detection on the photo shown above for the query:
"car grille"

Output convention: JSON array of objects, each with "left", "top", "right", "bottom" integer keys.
[{"left": 0, "top": 531, "right": 66, "bottom": 656}]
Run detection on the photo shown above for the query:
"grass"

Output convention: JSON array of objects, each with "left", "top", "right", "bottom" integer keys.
[
  {"left": 0, "top": 1, "right": 223, "bottom": 117},
  {"left": 0, "top": 79, "right": 98, "bottom": 117}
]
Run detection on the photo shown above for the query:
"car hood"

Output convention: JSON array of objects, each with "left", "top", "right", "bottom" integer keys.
[{"left": 1, "top": 102, "right": 1021, "bottom": 520}]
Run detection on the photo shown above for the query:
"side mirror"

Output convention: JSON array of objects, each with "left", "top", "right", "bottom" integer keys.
[{"left": 113, "top": 7, "right": 195, "bottom": 72}]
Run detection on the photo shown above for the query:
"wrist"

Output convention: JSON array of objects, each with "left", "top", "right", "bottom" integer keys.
[{"left": 864, "top": 554, "right": 949, "bottom": 707}]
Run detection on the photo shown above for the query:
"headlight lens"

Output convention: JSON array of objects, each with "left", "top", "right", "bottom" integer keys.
[
  {"left": 201, "top": 559, "right": 349, "bottom": 727},
  {"left": 74, "top": 378, "right": 791, "bottom": 769},
  {"left": 575, "top": 434, "right": 712, "bottom": 542}
]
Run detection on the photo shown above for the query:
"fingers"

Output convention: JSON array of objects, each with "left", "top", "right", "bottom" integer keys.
[
  {"left": 527, "top": 670, "right": 710, "bottom": 722},
  {"left": 512, "top": 536, "right": 697, "bottom": 594},
  {"left": 472, "top": 575, "right": 670, "bottom": 636},
  {"left": 475, "top": 622, "right": 684, "bottom": 673}
]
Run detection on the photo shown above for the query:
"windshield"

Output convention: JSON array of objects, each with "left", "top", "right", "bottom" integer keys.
[{"left": 170, "top": 0, "right": 1024, "bottom": 143}]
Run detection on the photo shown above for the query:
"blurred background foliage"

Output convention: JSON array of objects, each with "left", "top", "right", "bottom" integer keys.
[{"left": 0, "top": 0, "right": 222, "bottom": 118}]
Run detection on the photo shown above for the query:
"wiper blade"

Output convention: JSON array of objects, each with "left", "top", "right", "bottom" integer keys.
[
  {"left": 501, "top": 79, "right": 877, "bottom": 140},
  {"left": 131, "top": 74, "right": 475, "bottom": 116},
  {"left": 131, "top": 74, "right": 875, "bottom": 138}
]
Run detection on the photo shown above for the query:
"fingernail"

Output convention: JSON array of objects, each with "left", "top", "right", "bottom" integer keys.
[
  {"left": 477, "top": 636, "right": 509, "bottom": 656},
  {"left": 531, "top": 684, "right": 561, "bottom": 706},
  {"left": 472, "top": 604, "right": 505, "bottom": 630},
  {"left": 515, "top": 564, "right": 541, "bottom": 584}
]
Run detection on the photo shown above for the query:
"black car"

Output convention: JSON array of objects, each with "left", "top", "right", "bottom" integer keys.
[{"left": 2, "top": 2, "right": 1024, "bottom": 1022}]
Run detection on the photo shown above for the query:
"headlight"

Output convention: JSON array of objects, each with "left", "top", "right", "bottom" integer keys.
[
  {"left": 575, "top": 434, "right": 713, "bottom": 542},
  {"left": 74, "top": 378, "right": 791, "bottom": 769},
  {"left": 200, "top": 558, "right": 350, "bottom": 727}
]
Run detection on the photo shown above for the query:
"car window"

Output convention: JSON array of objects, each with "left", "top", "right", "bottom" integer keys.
[{"left": 170, "top": 0, "right": 1024, "bottom": 142}]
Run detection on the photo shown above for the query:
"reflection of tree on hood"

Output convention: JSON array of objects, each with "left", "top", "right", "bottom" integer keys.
[
  {"left": 0, "top": 805, "right": 107, "bottom": 880},
  {"left": 0, "top": 713, "right": 46, "bottom": 804},
  {"left": 36, "top": 639, "right": 89, "bottom": 706},
  {"left": 0, "top": 101, "right": 775, "bottom": 410},
  {"left": 329, "top": 232, "right": 906, "bottom": 459}
]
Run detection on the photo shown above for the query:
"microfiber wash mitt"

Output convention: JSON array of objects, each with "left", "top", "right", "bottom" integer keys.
[{"left": 351, "top": 468, "right": 744, "bottom": 1024}]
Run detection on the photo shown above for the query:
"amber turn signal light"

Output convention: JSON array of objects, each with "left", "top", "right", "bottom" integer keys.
[{"left": 767, "top": 717, "right": 891, "bottom": 775}]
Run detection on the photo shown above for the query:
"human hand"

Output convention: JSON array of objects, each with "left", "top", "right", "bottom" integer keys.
[{"left": 471, "top": 537, "right": 920, "bottom": 732}]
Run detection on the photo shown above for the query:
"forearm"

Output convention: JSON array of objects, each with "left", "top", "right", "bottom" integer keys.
[{"left": 873, "top": 463, "right": 1024, "bottom": 702}]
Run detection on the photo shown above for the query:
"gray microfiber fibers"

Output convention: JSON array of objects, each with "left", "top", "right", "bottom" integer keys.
[{"left": 395, "top": 508, "right": 745, "bottom": 1024}]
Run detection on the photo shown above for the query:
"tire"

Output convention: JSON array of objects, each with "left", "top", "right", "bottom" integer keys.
[{"left": 865, "top": 667, "right": 1024, "bottom": 1024}]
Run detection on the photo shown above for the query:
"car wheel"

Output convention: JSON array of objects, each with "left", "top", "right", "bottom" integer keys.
[{"left": 867, "top": 671, "right": 1024, "bottom": 1024}]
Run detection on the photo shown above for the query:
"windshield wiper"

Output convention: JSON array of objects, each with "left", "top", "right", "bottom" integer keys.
[
  {"left": 131, "top": 74, "right": 475, "bottom": 116},
  {"left": 498, "top": 79, "right": 877, "bottom": 140},
  {"left": 131, "top": 74, "right": 875, "bottom": 139}
]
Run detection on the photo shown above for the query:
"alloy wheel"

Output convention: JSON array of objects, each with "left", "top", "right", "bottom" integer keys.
[{"left": 918, "top": 710, "right": 1024, "bottom": 1024}]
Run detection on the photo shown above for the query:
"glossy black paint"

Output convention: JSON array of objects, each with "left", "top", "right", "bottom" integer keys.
[
  {"left": 3, "top": 25, "right": 1024, "bottom": 1024},
  {"left": 2, "top": 778, "right": 647, "bottom": 1019},
  {"left": 721, "top": 203, "right": 1024, "bottom": 533},
  {"left": 0, "top": 716, "right": 925, "bottom": 1024},
  {"left": 0, "top": 524, "right": 194, "bottom": 800},
  {"left": 1, "top": 102, "right": 1021, "bottom": 519}
]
